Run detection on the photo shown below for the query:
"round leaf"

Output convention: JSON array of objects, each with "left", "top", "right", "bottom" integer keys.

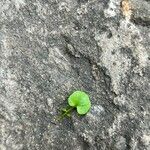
[
  {"left": 68, "top": 91, "right": 90, "bottom": 107},
  {"left": 68, "top": 91, "right": 91, "bottom": 115},
  {"left": 77, "top": 102, "right": 91, "bottom": 115}
]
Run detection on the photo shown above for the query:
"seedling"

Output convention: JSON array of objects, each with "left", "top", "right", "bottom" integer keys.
[{"left": 58, "top": 91, "right": 91, "bottom": 120}]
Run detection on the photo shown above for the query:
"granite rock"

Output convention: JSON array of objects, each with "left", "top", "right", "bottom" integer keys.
[{"left": 0, "top": 0, "right": 150, "bottom": 150}]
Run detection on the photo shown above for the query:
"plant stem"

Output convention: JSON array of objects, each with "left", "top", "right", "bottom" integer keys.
[{"left": 57, "top": 106, "right": 74, "bottom": 121}]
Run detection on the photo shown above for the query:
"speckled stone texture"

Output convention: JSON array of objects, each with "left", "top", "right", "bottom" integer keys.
[{"left": 0, "top": 0, "right": 150, "bottom": 150}]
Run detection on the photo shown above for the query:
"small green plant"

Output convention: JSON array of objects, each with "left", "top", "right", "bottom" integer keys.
[{"left": 58, "top": 91, "right": 91, "bottom": 120}]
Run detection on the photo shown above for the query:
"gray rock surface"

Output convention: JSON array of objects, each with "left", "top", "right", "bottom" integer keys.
[{"left": 0, "top": 0, "right": 150, "bottom": 149}]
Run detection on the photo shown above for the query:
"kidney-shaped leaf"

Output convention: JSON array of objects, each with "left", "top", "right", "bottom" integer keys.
[
  {"left": 68, "top": 91, "right": 91, "bottom": 115},
  {"left": 77, "top": 103, "right": 91, "bottom": 115}
]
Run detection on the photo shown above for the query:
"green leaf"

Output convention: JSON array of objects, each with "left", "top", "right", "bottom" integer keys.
[
  {"left": 68, "top": 91, "right": 89, "bottom": 106},
  {"left": 77, "top": 102, "right": 91, "bottom": 115},
  {"left": 68, "top": 91, "right": 91, "bottom": 115}
]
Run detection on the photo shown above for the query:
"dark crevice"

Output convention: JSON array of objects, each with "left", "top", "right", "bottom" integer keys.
[
  {"left": 77, "top": 0, "right": 89, "bottom": 4},
  {"left": 78, "top": 135, "right": 91, "bottom": 150},
  {"left": 131, "top": 17, "right": 150, "bottom": 27},
  {"left": 124, "top": 133, "right": 131, "bottom": 150}
]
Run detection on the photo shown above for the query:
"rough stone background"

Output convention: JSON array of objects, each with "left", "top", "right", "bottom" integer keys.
[{"left": 0, "top": 0, "right": 150, "bottom": 150}]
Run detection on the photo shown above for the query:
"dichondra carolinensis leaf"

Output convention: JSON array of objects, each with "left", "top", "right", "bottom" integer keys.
[{"left": 68, "top": 91, "right": 91, "bottom": 115}]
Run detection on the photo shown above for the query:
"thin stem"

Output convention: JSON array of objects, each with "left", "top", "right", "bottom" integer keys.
[{"left": 57, "top": 106, "right": 74, "bottom": 121}]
